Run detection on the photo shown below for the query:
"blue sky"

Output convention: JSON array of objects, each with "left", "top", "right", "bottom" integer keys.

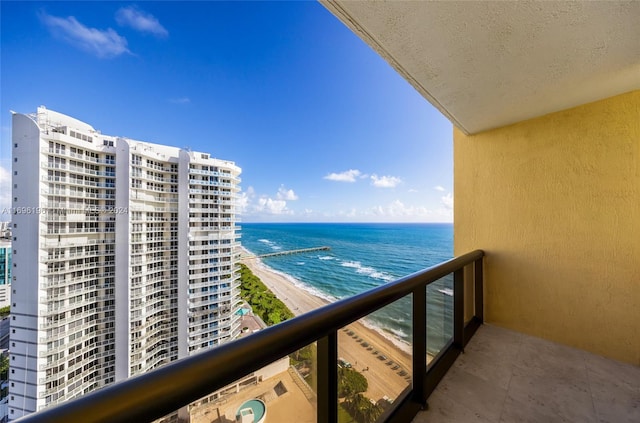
[{"left": 0, "top": 1, "right": 453, "bottom": 223}]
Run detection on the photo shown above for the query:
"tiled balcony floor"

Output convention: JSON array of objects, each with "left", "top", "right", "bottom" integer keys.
[{"left": 413, "top": 324, "right": 640, "bottom": 423}]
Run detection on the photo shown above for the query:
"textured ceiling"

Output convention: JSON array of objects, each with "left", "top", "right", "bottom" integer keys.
[{"left": 321, "top": 1, "right": 640, "bottom": 134}]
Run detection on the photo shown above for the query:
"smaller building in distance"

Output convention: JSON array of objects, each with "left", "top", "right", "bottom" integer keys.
[{"left": 0, "top": 241, "right": 11, "bottom": 309}]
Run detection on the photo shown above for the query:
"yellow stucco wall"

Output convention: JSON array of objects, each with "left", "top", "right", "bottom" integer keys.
[{"left": 454, "top": 90, "right": 640, "bottom": 365}]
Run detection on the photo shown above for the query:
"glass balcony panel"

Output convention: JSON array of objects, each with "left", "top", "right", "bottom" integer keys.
[
  {"left": 426, "top": 274, "right": 454, "bottom": 366},
  {"left": 338, "top": 295, "right": 412, "bottom": 423},
  {"left": 157, "top": 342, "right": 317, "bottom": 423}
]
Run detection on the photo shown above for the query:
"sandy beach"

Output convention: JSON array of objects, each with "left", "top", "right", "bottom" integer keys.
[{"left": 241, "top": 250, "right": 413, "bottom": 403}]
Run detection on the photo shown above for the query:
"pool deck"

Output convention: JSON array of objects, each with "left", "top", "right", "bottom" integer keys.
[{"left": 190, "top": 368, "right": 315, "bottom": 423}]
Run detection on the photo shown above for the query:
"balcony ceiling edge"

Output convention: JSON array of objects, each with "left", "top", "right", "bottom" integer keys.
[{"left": 320, "top": 0, "right": 640, "bottom": 135}]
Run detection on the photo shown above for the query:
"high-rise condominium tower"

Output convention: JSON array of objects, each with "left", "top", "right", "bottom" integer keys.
[{"left": 8, "top": 107, "right": 242, "bottom": 420}]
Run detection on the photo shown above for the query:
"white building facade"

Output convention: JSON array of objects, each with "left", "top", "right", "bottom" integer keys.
[{"left": 9, "top": 107, "right": 242, "bottom": 420}]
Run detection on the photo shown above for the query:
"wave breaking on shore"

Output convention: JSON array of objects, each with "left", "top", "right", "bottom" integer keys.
[{"left": 241, "top": 246, "right": 412, "bottom": 355}]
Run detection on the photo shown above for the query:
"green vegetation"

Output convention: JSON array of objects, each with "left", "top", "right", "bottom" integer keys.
[
  {"left": 239, "top": 263, "right": 381, "bottom": 421},
  {"left": 0, "top": 354, "right": 8, "bottom": 399},
  {"left": 0, "top": 306, "right": 10, "bottom": 318},
  {"left": 239, "top": 263, "right": 319, "bottom": 391},
  {"left": 338, "top": 366, "right": 383, "bottom": 423},
  {"left": 0, "top": 354, "right": 8, "bottom": 381},
  {"left": 338, "top": 367, "right": 368, "bottom": 398},
  {"left": 338, "top": 404, "right": 356, "bottom": 423},
  {"left": 239, "top": 263, "right": 294, "bottom": 326},
  {"left": 292, "top": 343, "right": 317, "bottom": 392},
  {"left": 343, "top": 393, "right": 384, "bottom": 423},
  {"left": 290, "top": 344, "right": 316, "bottom": 367}
]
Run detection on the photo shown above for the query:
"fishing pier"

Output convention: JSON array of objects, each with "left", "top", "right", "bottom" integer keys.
[{"left": 242, "top": 246, "right": 330, "bottom": 259}]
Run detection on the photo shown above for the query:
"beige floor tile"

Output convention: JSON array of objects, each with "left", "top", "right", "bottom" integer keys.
[{"left": 413, "top": 324, "right": 639, "bottom": 423}]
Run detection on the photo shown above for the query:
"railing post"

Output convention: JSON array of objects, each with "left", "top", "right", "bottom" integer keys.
[
  {"left": 453, "top": 268, "right": 464, "bottom": 350},
  {"left": 474, "top": 258, "right": 484, "bottom": 322},
  {"left": 412, "top": 286, "right": 427, "bottom": 408},
  {"left": 317, "top": 332, "right": 338, "bottom": 423}
]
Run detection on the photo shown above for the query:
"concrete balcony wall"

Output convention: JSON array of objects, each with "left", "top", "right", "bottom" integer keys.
[{"left": 454, "top": 90, "right": 640, "bottom": 365}]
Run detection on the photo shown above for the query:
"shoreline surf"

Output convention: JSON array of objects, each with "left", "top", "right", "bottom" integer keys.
[{"left": 240, "top": 247, "right": 413, "bottom": 355}]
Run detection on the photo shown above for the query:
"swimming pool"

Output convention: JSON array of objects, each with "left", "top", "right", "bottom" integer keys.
[{"left": 236, "top": 398, "right": 266, "bottom": 423}]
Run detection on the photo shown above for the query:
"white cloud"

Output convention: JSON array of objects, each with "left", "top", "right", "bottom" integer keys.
[
  {"left": 434, "top": 185, "right": 446, "bottom": 192},
  {"left": 115, "top": 6, "right": 168, "bottom": 38},
  {"left": 441, "top": 192, "right": 454, "bottom": 209},
  {"left": 240, "top": 186, "right": 296, "bottom": 217},
  {"left": 237, "top": 186, "right": 255, "bottom": 214},
  {"left": 370, "top": 174, "right": 402, "bottom": 188},
  {"left": 169, "top": 97, "right": 190, "bottom": 104},
  {"left": 324, "top": 169, "right": 361, "bottom": 183},
  {"left": 40, "top": 12, "right": 130, "bottom": 58},
  {"left": 369, "top": 200, "right": 417, "bottom": 217},
  {"left": 363, "top": 199, "right": 452, "bottom": 222},
  {"left": 256, "top": 197, "right": 291, "bottom": 215},
  {"left": 276, "top": 185, "right": 298, "bottom": 201}
]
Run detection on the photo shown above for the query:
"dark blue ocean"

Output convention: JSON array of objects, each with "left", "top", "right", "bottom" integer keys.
[{"left": 241, "top": 223, "right": 454, "bottom": 354}]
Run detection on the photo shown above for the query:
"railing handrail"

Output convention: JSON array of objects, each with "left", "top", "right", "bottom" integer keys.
[{"left": 17, "top": 249, "right": 484, "bottom": 423}]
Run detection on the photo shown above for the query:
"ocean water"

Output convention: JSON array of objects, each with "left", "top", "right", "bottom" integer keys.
[{"left": 241, "top": 222, "right": 454, "bottom": 354}]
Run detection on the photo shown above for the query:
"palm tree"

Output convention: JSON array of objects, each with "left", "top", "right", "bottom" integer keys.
[{"left": 344, "top": 393, "right": 383, "bottom": 423}]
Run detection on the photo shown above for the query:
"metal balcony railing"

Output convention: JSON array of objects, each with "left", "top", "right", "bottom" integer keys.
[{"left": 18, "top": 250, "right": 484, "bottom": 423}]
